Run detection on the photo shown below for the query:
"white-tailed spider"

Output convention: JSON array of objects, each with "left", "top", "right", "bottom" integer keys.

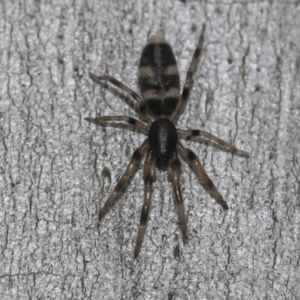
[{"left": 86, "top": 24, "right": 249, "bottom": 258}]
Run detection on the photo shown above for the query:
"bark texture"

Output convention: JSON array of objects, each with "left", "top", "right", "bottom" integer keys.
[{"left": 0, "top": 1, "right": 299, "bottom": 299}]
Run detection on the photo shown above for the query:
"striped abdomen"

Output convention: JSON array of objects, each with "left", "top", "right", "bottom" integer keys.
[{"left": 138, "top": 36, "right": 180, "bottom": 117}]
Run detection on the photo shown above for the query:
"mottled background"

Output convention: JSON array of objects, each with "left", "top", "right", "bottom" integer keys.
[{"left": 0, "top": 0, "right": 299, "bottom": 299}]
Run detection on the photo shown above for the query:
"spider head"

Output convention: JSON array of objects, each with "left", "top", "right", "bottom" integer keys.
[
  {"left": 156, "top": 151, "right": 170, "bottom": 169},
  {"left": 148, "top": 118, "right": 178, "bottom": 170}
]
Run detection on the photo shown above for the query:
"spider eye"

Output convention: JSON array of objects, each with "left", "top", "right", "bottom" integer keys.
[{"left": 156, "top": 152, "right": 169, "bottom": 169}]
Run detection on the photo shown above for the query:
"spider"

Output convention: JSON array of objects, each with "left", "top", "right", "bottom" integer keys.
[{"left": 86, "top": 24, "right": 249, "bottom": 258}]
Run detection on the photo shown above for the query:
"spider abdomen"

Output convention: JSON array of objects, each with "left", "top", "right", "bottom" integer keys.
[
  {"left": 148, "top": 118, "right": 178, "bottom": 168},
  {"left": 139, "top": 36, "right": 180, "bottom": 116}
]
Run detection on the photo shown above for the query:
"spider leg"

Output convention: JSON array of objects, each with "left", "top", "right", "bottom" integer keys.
[
  {"left": 98, "top": 139, "right": 149, "bottom": 221},
  {"left": 170, "top": 24, "right": 206, "bottom": 122},
  {"left": 89, "top": 73, "right": 154, "bottom": 121},
  {"left": 176, "top": 141, "right": 228, "bottom": 210},
  {"left": 134, "top": 150, "right": 155, "bottom": 258},
  {"left": 169, "top": 151, "right": 187, "bottom": 243},
  {"left": 85, "top": 116, "right": 149, "bottom": 134},
  {"left": 177, "top": 128, "right": 250, "bottom": 157}
]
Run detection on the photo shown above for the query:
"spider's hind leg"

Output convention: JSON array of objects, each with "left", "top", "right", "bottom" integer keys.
[
  {"left": 97, "top": 139, "right": 149, "bottom": 221},
  {"left": 176, "top": 141, "right": 228, "bottom": 210},
  {"left": 170, "top": 24, "right": 206, "bottom": 121},
  {"left": 89, "top": 73, "right": 153, "bottom": 121},
  {"left": 85, "top": 116, "right": 149, "bottom": 134}
]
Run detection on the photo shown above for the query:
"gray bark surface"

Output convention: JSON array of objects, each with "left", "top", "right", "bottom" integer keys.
[{"left": 0, "top": 1, "right": 299, "bottom": 299}]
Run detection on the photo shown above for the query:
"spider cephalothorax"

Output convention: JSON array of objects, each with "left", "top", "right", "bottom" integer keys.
[
  {"left": 86, "top": 24, "right": 249, "bottom": 258},
  {"left": 148, "top": 118, "right": 178, "bottom": 169}
]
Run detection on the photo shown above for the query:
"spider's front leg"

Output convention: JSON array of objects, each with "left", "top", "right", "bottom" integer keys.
[
  {"left": 134, "top": 150, "right": 156, "bottom": 258},
  {"left": 169, "top": 151, "right": 188, "bottom": 243},
  {"left": 177, "top": 129, "right": 250, "bottom": 157},
  {"left": 97, "top": 139, "right": 149, "bottom": 221},
  {"left": 176, "top": 141, "right": 229, "bottom": 210}
]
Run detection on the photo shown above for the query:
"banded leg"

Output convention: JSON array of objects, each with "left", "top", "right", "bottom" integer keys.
[
  {"left": 176, "top": 141, "right": 228, "bottom": 210},
  {"left": 134, "top": 150, "right": 155, "bottom": 258},
  {"left": 169, "top": 152, "right": 187, "bottom": 243},
  {"left": 177, "top": 128, "right": 250, "bottom": 157},
  {"left": 98, "top": 139, "right": 149, "bottom": 221},
  {"left": 89, "top": 73, "right": 154, "bottom": 121},
  {"left": 85, "top": 116, "right": 149, "bottom": 134},
  {"left": 170, "top": 24, "right": 206, "bottom": 121}
]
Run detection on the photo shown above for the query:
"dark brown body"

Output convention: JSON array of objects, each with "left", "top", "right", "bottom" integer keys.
[
  {"left": 139, "top": 36, "right": 180, "bottom": 116},
  {"left": 86, "top": 24, "right": 249, "bottom": 258}
]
